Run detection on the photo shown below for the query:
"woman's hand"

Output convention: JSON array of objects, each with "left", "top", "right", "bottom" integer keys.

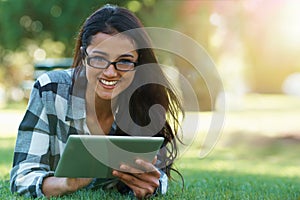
[
  {"left": 112, "top": 156, "right": 161, "bottom": 199},
  {"left": 64, "top": 177, "right": 94, "bottom": 192},
  {"left": 42, "top": 177, "right": 93, "bottom": 197}
]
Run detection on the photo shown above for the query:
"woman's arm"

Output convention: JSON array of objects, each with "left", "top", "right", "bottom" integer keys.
[
  {"left": 10, "top": 80, "right": 53, "bottom": 198},
  {"left": 10, "top": 73, "right": 88, "bottom": 198},
  {"left": 42, "top": 177, "right": 93, "bottom": 197}
]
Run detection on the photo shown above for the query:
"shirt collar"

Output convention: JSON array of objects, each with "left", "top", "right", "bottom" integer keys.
[{"left": 65, "top": 68, "right": 119, "bottom": 135}]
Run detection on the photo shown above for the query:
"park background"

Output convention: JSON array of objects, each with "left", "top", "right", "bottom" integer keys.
[{"left": 0, "top": 0, "right": 299, "bottom": 199}]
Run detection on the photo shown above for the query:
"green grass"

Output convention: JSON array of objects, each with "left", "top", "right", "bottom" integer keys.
[
  {"left": 1, "top": 94, "right": 300, "bottom": 199},
  {"left": 1, "top": 134, "right": 300, "bottom": 200},
  {"left": 0, "top": 137, "right": 14, "bottom": 180}
]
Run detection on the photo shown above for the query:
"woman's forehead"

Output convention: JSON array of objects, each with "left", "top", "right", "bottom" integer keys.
[{"left": 89, "top": 32, "right": 137, "bottom": 52}]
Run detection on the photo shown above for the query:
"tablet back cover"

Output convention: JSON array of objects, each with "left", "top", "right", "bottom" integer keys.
[{"left": 54, "top": 135, "right": 164, "bottom": 178}]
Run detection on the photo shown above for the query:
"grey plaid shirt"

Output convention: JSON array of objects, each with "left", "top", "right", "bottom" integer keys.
[{"left": 10, "top": 69, "right": 168, "bottom": 198}]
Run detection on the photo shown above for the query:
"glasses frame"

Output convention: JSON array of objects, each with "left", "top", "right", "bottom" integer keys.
[{"left": 81, "top": 47, "right": 137, "bottom": 72}]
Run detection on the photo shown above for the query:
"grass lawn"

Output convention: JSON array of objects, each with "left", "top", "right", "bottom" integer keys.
[
  {"left": 0, "top": 94, "right": 300, "bottom": 199},
  {"left": 1, "top": 134, "right": 300, "bottom": 199}
]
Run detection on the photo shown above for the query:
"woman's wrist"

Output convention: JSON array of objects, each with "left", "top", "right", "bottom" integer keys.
[
  {"left": 42, "top": 177, "right": 93, "bottom": 197},
  {"left": 42, "top": 177, "right": 71, "bottom": 197},
  {"left": 64, "top": 178, "right": 79, "bottom": 193},
  {"left": 64, "top": 178, "right": 94, "bottom": 192}
]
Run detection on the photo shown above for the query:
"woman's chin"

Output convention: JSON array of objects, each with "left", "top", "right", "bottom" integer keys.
[{"left": 95, "top": 90, "right": 120, "bottom": 101}]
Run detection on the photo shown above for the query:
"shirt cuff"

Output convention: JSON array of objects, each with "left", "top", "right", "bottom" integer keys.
[
  {"left": 153, "top": 170, "right": 168, "bottom": 196},
  {"left": 37, "top": 171, "right": 55, "bottom": 197}
]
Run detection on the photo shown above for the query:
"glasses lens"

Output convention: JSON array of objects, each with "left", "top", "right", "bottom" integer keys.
[
  {"left": 88, "top": 57, "right": 108, "bottom": 68},
  {"left": 116, "top": 61, "right": 135, "bottom": 71}
]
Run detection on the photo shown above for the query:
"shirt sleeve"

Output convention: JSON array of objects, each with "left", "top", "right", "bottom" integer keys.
[
  {"left": 152, "top": 149, "right": 168, "bottom": 195},
  {"left": 10, "top": 79, "right": 53, "bottom": 198},
  {"left": 158, "top": 169, "right": 168, "bottom": 194}
]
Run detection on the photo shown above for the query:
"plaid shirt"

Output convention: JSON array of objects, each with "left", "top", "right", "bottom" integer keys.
[{"left": 10, "top": 69, "right": 168, "bottom": 198}]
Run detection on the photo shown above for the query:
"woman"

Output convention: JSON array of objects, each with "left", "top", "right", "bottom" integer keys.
[{"left": 10, "top": 4, "right": 184, "bottom": 199}]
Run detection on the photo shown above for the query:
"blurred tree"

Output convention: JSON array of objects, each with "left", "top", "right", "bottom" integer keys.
[
  {"left": 0, "top": 0, "right": 129, "bottom": 54},
  {"left": 0, "top": 0, "right": 216, "bottom": 111},
  {"left": 0, "top": 0, "right": 129, "bottom": 103}
]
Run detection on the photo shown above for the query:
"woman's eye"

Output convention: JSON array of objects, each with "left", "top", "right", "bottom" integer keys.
[
  {"left": 89, "top": 56, "right": 108, "bottom": 67},
  {"left": 93, "top": 56, "right": 106, "bottom": 61},
  {"left": 92, "top": 57, "right": 108, "bottom": 63},
  {"left": 118, "top": 59, "right": 133, "bottom": 64}
]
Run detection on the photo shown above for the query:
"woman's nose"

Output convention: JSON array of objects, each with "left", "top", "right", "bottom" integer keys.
[{"left": 103, "top": 64, "right": 117, "bottom": 76}]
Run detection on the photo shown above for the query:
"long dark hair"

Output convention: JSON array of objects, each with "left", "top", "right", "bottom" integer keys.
[{"left": 72, "top": 4, "right": 184, "bottom": 182}]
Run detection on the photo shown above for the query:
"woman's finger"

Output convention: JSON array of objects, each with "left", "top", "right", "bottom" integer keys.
[
  {"left": 152, "top": 156, "right": 157, "bottom": 165},
  {"left": 112, "top": 170, "right": 158, "bottom": 197},
  {"left": 119, "top": 163, "right": 143, "bottom": 174},
  {"left": 117, "top": 164, "right": 160, "bottom": 186},
  {"left": 135, "top": 159, "right": 161, "bottom": 177}
]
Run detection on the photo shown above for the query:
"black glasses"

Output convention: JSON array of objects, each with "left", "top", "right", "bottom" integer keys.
[{"left": 82, "top": 47, "right": 137, "bottom": 72}]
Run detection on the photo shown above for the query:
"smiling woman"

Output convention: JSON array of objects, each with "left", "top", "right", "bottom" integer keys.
[{"left": 10, "top": 4, "right": 184, "bottom": 199}]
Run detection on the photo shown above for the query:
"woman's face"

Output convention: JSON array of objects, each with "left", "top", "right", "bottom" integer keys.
[{"left": 85, "top": 32, "right": 138, "bottom": 100}]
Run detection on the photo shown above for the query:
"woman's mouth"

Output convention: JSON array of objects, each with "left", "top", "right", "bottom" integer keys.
[{"left": 99, "top": 79, "right": 118, "bottom": 87}]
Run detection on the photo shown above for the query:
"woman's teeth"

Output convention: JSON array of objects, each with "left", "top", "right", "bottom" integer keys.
[{"left": 100, "top": 79, "right": 118, "bottom": 86}]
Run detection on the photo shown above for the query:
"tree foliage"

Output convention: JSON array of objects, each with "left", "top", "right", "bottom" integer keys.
[
  {"left": 0, "top": 0, "right": 215, "bottom": 110},
  {"left": 0, "top": 0, "right": 130, "bottom": 54}
]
